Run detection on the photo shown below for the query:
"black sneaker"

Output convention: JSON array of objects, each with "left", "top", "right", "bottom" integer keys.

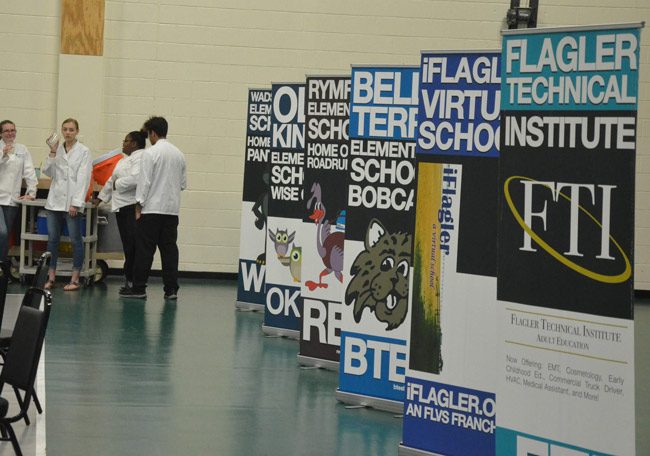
[
  {"left": 120, "top": 289, "right": 146, "bottom": 299},
  {"left": 164, "top": 290, "right": 178, "bottom": 300},
  {"left": 119, "top": 286, "right": 131, "bottom": 295}
]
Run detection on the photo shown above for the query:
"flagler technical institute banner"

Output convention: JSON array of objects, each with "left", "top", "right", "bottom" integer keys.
[
  {"left": 237, "top": 88, "right": 272, "bottom": 311},
  {"left": 496, "top": 24, "right": 642, "bottom": 455},
  {"left": 336, "top": 66, "right": 418, "bottom": 412},
  {"left": 263, "top": 83, "right": 306, "bottom": 338},
  {"left": 400, "top": 51, "right": 501, "bottom": 456},
  {"left": 298, "top": 76, "right": 350, "bottom": 369}
]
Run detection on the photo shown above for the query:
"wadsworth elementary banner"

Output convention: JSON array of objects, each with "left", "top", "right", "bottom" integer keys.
[
  {"left": 400, "top": 51, "right": 501, "bottom": 456},
  {"left": 497, "top": 24, "right": 641, "bottom": 455},
  {"left": 263, "top": 82, "right": 306, "bottom": 339},
  {"left": 336, "top": 66, "right": 418, "bottom": 413},
  {"left": 299, "top": 76, "right": 351, "bottom": 369},
  {"left": 237, "top": 88, "right": 272, "bottom": 311}
]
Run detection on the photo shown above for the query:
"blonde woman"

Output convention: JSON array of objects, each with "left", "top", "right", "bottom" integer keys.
[{"left": 43, "top": 118, "right": 92, "bottom": 291}]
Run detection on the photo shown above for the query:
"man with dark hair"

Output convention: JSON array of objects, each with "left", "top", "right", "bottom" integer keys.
[{"left": 122, "top": 116, "right": 186, "bottom": 300}]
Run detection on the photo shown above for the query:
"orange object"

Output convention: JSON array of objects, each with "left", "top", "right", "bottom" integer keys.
[
  {"left": 92, "top": 149, "right": 123, "bottom": 186},
  {"left": 88, "top": 149, "right": 123, "bottom": 201}
]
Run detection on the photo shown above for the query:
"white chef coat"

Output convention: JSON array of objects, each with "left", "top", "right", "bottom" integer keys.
[
  {"left": 0, "top": 141, "right": 38, "bottom": 206},
  {"left": 136, "top": 139, "right": 186, "bottom": 216},
  {"left": 43, "top": 141, "right": 92, "bottom": 212},
  {"left": 98, "top": 149, "right": 144, "bottom": 212}
]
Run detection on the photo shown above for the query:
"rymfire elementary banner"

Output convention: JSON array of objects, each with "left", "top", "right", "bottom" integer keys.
[
  {"left": 237, "top": 88, "right": 271, "bottom": 311},
  {"left": 399, "top": 50, "right": 501, "bottom": 456},
  {"left": 497, "top": 24, "right": 641, "bottom": 455},
  {"left": 336, "top": 66, "right": 418, "bottom": 412},
  {"left": 299, "top": 76, "right": 351, "bottom": 369},
  {"left": 263, "top": 82, "right": 306, "bottom": 339}
]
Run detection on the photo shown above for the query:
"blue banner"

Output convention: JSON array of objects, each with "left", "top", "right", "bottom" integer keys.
[
  {"left": 400, "top": 50, "right": 501, "bottom": 456},
  {"left": 349, "top": 67, "right": 419, "bottom": 140},
  {"left": 264, "top": 82, "right": 306, "bottom": 335},
  {"left": 237, "top": 259, "right": 266, "bottom": 305},
  {"left": 417, "top": 52, "right": 500, "bottom": 157},
  {"left": 237, "top": 88, "right": 272, "bottom": 309},
  {"left": 264, "top": 283, "right": 302, "bottom": 332},
  {"left": 338, "top": 65, "right": 418, "bottom": 411},
  {"left": 339, "top": 332, "right": 407, "bottom": 402},
  {"left": 403, "top": 378, "right": 496, "bottom": 456},
  {"left": 497, "top": 24, "right": 641, "bottom": 456}
]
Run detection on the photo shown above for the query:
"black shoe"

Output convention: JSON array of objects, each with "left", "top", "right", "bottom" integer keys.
[
  {"left": 164, "top": 290, "right": 178, "bottom": 300},
  {"left": 120, "top": 289, "right": 146, "bottom": 299},
  {"left": 119, "top": 286, "right": 132, "bottom": 295},
  {"left": 0, "top": 262, "right": 17, "bottom": 283}
]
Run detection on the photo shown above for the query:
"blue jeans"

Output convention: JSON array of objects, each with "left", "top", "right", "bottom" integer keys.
[
  {"left": 47, "top": 210, "right": 84, "bottom": 270},
  {"left": 0, "top": 205, "right": 18, "bottom": 262}
]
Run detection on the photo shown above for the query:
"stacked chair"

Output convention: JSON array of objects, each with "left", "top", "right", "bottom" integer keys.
[{"left": 0, "top": 252, "right": 54, "bottom": 455}]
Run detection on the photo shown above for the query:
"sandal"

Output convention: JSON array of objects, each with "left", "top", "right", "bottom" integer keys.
[
  {"left": 63, "top": 282, "right": 81, "bottom": 292},
  {"left": 43, "top": 280, "right": 56, "bottom": 290}
]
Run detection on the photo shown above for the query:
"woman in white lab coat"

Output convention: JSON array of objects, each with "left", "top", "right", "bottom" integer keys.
[
  {"left": 43, "top": 118, "right": 92, "bottom": 291},
  {"left": 0, "top": 120, "right": 38, "bottom": 280},
  {"left": 96, "top": 130, "right": 146, "bottom": 295}
]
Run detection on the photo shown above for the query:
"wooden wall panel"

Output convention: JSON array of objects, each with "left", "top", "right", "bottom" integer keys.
[{"left": 61, "top": 0, "right": 105, "bottom": 56}]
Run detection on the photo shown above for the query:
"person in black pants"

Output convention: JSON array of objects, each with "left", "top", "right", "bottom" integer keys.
[
  {"left": 121, "top": 117, "right": 186, "bottom": 300},
  {"left": 96, "top": 131, "right": 146, "bottom": 294}
]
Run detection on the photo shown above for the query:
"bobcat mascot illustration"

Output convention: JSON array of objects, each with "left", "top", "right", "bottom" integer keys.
[{"left": 345, "top": 219, "right": 411, "bottom": 330}]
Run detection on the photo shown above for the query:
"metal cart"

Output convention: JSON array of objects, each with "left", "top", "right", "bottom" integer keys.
[
  {"left": 17, "top": 199, "right": 98, "bottom": 285},
  {"left": 95, "top": 206, "right": 125, "bottom": 282}
]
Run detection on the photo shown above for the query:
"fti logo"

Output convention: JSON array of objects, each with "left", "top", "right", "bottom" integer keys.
[
  {"left": 497, "top": 174, "right": 633, "bottom": 319},
  {"left": 503, "top": 176, "right": 631, "bottom": 284}
]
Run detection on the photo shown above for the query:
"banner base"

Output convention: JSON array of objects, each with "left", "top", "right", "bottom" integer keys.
[
  {"left": 261, "top": 325, "right": 300, "bottom": 340},
  {"left": 335, "top": 389, "right": 403, "bottom": 414},
  {"left": 398, "top": 444, "right": 444, "bottom": 456},
  {"left": 297, "top": 354, "right": 339, "bottom": 371},
  {"left": 235, "top": 301, "right": 264, "bottom": 312}
]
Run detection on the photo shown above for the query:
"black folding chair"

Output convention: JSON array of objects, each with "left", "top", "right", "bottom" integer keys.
[
  {"left": 0, "top": 284, "right": 53, "bottom": 421},
  {"left": 0, "top": 276, "right": 9, "bottom": 343},
  {"left": 0, "top": 289, "right": 52, "bottom": 456},
  {"left": 0, "top": 284, "right": 47, "bottom": 356},
  {"left": 0, "top": 252, "right": 51, "bottom": 352},
  {"left": 30, "top": 252, "right": 51, "bottom": 289}
]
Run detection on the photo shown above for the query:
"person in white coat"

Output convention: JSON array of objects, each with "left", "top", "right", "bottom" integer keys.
[
  {"left": 0, "top": 120, "right": 38, "bottom": 280},
  {"left": 96, "top": 130, "right": 146, "bottom": 295},
  {"left": 43, "top": 118, "right": 92, "bottom": 291},
  {"left": 121, "top": 116, "right": 186, "bottom": 300}
]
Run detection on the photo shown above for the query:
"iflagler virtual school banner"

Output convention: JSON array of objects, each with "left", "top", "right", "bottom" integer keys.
[
  {"left": 336, "top": 66, "right": 418, "bottom": 412},
  {"left": 497, "top": 24, "right": 641, "bottom": 455},
  {"left": 237, "top": 88, "right": 272, "bottom": 311},
  {"left": 299, "top": 76, "right": 351, "bottom": 369},
  {"left": 400, "top": 51, "right": 501, "bottom": 456},
  {"left": 263, "top": 83, "right": 306, "bottom": 338}
]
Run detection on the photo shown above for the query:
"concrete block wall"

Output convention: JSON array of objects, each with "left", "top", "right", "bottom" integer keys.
[
  {"left": 1, "top": 0, "right": 649, "bottom": 286},
  {"left": 0, "top": 1, "right": 60, "bottom": 160}
]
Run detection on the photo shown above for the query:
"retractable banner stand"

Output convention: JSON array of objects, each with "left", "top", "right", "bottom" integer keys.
[
  {"left": 298, "top": 76, "right": 351, "bottom": 370},
  {"left": 336, "top": 66, "right": 419, "bottom": 413},
  {"left": 263, "top": 83, "right": 306, "bottom": 339},
  {"left": 237, "top": 88, "right": 272, "bottom": 311},
  {"left": 496, "top": 24, "right": 642, "bottom": 455},
  {"left": 399, "top": 51, "right": 501, "bottom": 456}
]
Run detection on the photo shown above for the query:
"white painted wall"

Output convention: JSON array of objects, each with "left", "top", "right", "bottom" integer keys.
[{"left": 1, "top": 0, "right": 649, "bottom": 287}]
